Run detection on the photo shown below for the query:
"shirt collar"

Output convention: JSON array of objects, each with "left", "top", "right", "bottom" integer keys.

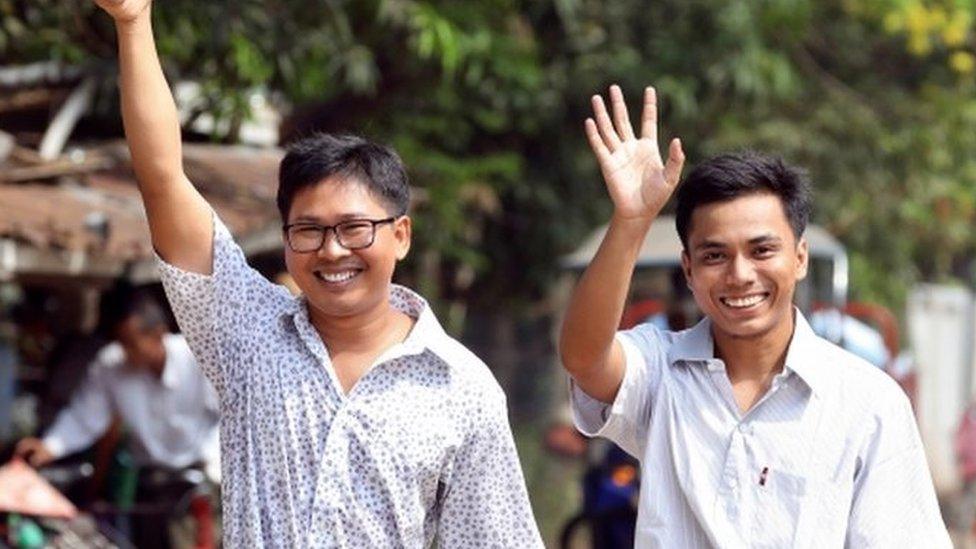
[
  {"left": 386, "top": 284, "right": 445, "bottom": 358},
  {"left": 666, "top": 318, "right": 714, "bottom": 364},
  {"left": 782, "top": 311, "right": 828, "bottom": 395},
  {"left": 666, "top": 308, "right": 826, "bottom": 395},
  {"left": 288, "top": 283, "right": 446, "bottom": 362}
]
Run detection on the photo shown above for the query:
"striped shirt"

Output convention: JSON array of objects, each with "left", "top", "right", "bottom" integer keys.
[{"left": 571, "top": 312, "right": 950, "bottom": 548}]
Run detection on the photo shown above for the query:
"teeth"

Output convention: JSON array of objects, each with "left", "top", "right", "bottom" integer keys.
[
  {"left": 318, "top": 270, "right": 358, "bottom": 283},
  {"left": 722, "top": 294, "right": 766, "bottom": 308}
]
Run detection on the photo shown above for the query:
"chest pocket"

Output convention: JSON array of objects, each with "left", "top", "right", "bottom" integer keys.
[
  {"left": 752, "top": 470, "right": 853, "bottom": 548},
  {"left": 752, "top": 468, "right": 807, "bottom": 547}
]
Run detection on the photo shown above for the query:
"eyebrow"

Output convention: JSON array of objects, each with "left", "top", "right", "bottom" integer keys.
[
  {"left": 692, "top": 234, "right": 783, "bottom": 251},
  {"left": 291, "top": 212, "right": 375, "bottom": 224},
  {"left": 748, "top": 234, "right": 783, "bottom": 246},
  {"left": 693, "top": 240, "right": 727, "bottom": 251}
]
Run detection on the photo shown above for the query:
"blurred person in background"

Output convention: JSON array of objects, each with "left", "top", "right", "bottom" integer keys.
[{"left": 14, "top": 290, "right": 219, "bottom": 548}]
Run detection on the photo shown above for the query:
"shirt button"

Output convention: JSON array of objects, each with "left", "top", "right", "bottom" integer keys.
[{"left": 737, "top": 423, "right": 749, "bottom": 434}]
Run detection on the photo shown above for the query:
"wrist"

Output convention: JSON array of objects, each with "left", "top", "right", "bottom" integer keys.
[
  {"left": 604, "top": 214, "right": 655, "bottom": 255},
  {"left": 114, "top": 11, "right": 152, "bottom": 36},
  {"left": 609, "top": 212, "right": 655, "bottom": 232}
]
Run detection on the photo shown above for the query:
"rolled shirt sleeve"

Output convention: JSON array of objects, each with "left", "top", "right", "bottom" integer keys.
[
  {"left": 155, "top": 211, "right": 291, "bottom": 401},
  {"left": 42, "top": 359, "right": 113, "bottom": 459},
  {"left": 570, "top": 328, "right": 662, "bottom": 459},
  {"left": 436, "top": 389, "right": 543, "bottom": 548}
]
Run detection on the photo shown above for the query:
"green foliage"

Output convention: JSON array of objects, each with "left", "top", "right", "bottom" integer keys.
[{"left": 3, "top": 0, "right": 976, "bottom": 325}]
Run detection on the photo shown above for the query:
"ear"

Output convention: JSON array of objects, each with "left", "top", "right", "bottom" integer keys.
[
  {"left": 393, "top": 216, "right": 412, "bottom": 261},
  {"left": 795, "top": 237, "right": 809, "bottom": 281},
  {"left": 681, "top": 250, "right": 693, "bottom": 288}
]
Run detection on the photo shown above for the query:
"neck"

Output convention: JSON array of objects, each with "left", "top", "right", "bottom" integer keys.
[
  {"left": 712, "top": 311, "right": 795, "bottom": 383},
  {"left": 146, "top": 353, "right": 167, "bottom": 379},
  {"left": 307, "top": 294, "right": 404, "bottom": 354}
]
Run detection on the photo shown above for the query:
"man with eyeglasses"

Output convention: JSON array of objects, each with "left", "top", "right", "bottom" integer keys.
[{"left": 92, "top": 0, "right": 543, "bottom": 547}]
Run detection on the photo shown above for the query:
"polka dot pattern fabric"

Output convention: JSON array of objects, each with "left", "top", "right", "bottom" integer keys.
[{"left": 156, "top": 213, "right": 543, "bottom": 548}]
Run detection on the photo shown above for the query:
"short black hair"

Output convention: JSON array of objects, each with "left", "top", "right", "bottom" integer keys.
[
  {"left": 675, "top": 151, "right": 812, "bottom": 249},
  {"left": 276, "top": 133, "right": 410, "bottom": 222},
  {"left": 99, "top": 286, "right": 169, "bottom": 336}
]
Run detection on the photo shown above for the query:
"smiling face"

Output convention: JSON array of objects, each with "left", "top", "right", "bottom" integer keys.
[
  {"left": 283, "top": 176, "right": 411, "bottom": 322},
  {"left": 681, "top": 192, "right": 808, "bottom": 343}
]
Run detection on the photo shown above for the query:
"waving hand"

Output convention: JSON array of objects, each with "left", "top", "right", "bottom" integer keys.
[{"left": 585, "top": 85, "right": 685, "bottom": 220}]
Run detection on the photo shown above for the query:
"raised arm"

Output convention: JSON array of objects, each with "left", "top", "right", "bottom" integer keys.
[
  {"left": 96, "top": 0, "right": 213, "bottom": 273},
  {"left": 558, "top": 85, "right": 684, "bottom": 403}
]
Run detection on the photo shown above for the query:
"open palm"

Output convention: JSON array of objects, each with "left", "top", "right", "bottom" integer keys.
[{"left": 585, "top": 85, "right": 684, "bottom": 220}]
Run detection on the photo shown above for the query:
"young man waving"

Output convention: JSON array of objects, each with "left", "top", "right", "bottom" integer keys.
[
  {"left": 92, "top": 0, "right": 542, "bottom": 546},
  {"left": 560, "top": 85, "right": 949, "bottom": 547}
]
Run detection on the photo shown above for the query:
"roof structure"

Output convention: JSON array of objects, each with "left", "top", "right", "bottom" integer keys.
[
  {"left": 0, "top": 140, "right": 284, "bottom": 283},
  {"left": 0, "top": 60, "right": 291, "bottom": 284}
]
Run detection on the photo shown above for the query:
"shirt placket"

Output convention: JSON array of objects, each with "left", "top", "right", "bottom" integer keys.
[
  {"left": 700, "top": 361, "right": 744, "bottom": 544},
  {"left": 290, "top": 313, "right": 348, "bottom": 543},
  {"left": 729, "top": 374, "right": 802, "bottom": 547},
  {"left": 707, "top": 361, "right": 794, "bottom": 546},
  {"left": 309, "top": 404, "right": 352, "bottom": 544},
  {"left": 291, "top": 299, "right": 430, "bottom": 545}
]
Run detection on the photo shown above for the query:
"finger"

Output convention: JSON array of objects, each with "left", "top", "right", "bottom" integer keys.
[
  {"left": 584, "top": 118, "right": 613, "bottom": 167},
  {"left": 663, "top": 138, "right": 685, "bottom": 187},
  {"left": 640, "top": 86, "right": 658, "bottom": 143},
  {"left": 29, "top": 453, "right": 45, "bottom": 468},
  {"left": 591, "top": 94, "right": 622, "bottom": 151},
  {"left": 13, "top": 440, "right": 29, "bottom": 456},
  {"left": 609, "top": 85, "right": 636, "bottom": 141}
]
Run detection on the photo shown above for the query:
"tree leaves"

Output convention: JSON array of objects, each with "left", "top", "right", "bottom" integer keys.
[{"left": 5, "top": 0, "right": 976, "bottom": 320}]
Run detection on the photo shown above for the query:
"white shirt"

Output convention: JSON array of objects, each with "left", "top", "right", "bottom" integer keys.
[
  {"left": 571, "top": 312, "right": 950, "bottom": 548},
  {"left": 156, "top": 214, "right": 542, "bottom": 548},
  {"left": 43, "top": 334, "right": 220, "bottom": 474}
]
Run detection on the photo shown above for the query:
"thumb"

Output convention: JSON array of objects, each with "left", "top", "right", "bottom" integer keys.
[{"left": 663, "top": 138, "right": 684, "bottom": 187}]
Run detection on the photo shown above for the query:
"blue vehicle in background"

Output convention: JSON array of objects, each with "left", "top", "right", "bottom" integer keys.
[{"left": 558, "top": 443, "right": 639, "bottom": 549}]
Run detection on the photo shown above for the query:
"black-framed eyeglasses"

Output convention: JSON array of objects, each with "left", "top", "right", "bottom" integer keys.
[{"left": 283, "top": 217, "right": 396, "bottom": 252}]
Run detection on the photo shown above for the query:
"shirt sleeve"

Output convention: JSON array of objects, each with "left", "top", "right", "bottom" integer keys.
[
  {"left": 436, "top": 388, "right": 543, "bottom": 548},
  {"left": 156, "top": 211, "right": 290, "bottom": 401},
  {"left": 845, "top": 390, "right": 951, "bottom": 547},
  {"left": 569, "top": 327, "right": 663, "bottom": 458},
  {"left": 42, "top": 359, "right": 114, "bottom": 459}
]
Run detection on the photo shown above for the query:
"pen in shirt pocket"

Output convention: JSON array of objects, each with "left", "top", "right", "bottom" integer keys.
[{"left": 759, "top": 466, "right": 769, "bottom": 486}]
